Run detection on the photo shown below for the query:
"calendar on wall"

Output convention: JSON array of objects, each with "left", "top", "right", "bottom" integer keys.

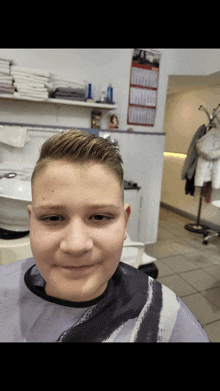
[{"left": 127, "top": 49, "right": 161, "bottom": 127}]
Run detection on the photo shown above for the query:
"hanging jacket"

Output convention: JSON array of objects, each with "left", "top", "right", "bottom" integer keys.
[
  {"left": 181, "top": 124, "right": 206, "bottom": 195},
  {"left": 195, "top": 126, "right": 220, "bottom": 189},
  {"left": 181, "top": 124, "right": 206, "bottom": 180}
]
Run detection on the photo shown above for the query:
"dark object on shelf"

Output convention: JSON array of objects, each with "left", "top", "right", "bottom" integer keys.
[
  {"left": 124, "top": 180, "right": 141, "bottom": 190},
  {"left": 96, "top": 101, "right": 115, "bottom": 105},
  {"left": 91, "top": 111, "right": 101, "bottom": 129},
  {"left": 0, "top": 228, "right": 29, "bottom": 240},
  {"left": 139, "top": 262, "right": 158, "bottom": 280}
]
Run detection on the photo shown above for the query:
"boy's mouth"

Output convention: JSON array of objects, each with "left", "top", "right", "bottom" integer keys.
[
  {"left": 62, "top": 265, "right": 94, "bottom": 269},
  {"left": 59, "top": 262, "right": 101, "bottom": 272}
]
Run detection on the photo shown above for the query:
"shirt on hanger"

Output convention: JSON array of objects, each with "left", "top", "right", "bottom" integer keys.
[{"left": 195, "top": 126, "right": 220, "bottom": 189}]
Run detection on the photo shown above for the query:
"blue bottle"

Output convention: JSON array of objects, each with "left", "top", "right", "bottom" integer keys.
[
  {"left": 107, "top": 84, "right": 113, "bottom": 102},
  {"left": 87, "top": 83, "right": 92, "bottom": 99}
]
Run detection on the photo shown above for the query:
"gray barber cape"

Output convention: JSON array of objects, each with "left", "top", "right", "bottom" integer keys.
[{"left": 0, "top": 258, "right": 209, "bottom": 342}]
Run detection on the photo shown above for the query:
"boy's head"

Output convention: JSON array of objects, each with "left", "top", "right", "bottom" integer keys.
[
  {"left": 28, "top": 130, "right": 131, "bottom": 303},
  {"left": 31, "top": 129, "right": 124, "bottom": 199}
]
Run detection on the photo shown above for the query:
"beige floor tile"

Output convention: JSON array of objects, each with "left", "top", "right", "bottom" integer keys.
[
  {"left": 159, "top": 222, "right": 186, "bottom": 237},
  {"left": 157, "top": 227, "right": 175, "bottom": 242},
  {"left": 201, "top": 286, "right": 220, "bottom": 309},
  {"left": 182, "top": 237, "right": 211, "bottom": 251},
  {"left": 157, "top": 274, "right": 196, "bottom": 297},
  {"left": 204, "top": 247, "right": 220, "bottom": 263},
  {"left": 202, "top": 265, "right": 220, "bottom": 281},
  {"left": 163, "top": 254, "right": 198, "bottom": 273},
  {"left": 181, "top": 293, "right": 220, "bottom": 325},
  {"left": 184, "top": 251, "right": 219, "bottom": 268},
  {"left": 145, "top": 241, "right": 178, "bottom": 259},
  {"left": 156, "top": 260, "right": 176, "bottom": 277},
  {"left": 179, "top": 269, "right": 220, "bottom": 291},
  {"left": 156, "top": 207, "right": 220, "bottom": 329},
  {"left": 203, "top": 320, "right": 220, "bottom": 342},
  {"left": 169, "top": 240, "right": 200, "bottom": 255}
]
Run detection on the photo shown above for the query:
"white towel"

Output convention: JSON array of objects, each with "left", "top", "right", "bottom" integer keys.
[
  {"left": 14, "top": 92, "right": 48, "bottom": 101},
  {"left": 12, "top": 73, "right": 48, "bottom": 82},
  {"left": 0, "top": 126, "right": 27, "bottom": 147},
  {"left": 50, "top": 72, "right": 85, "bottom": 86},
  {"left": 11, "top": 66, "right": 50, "bottom": 78},
  {"left": 0, "top": 59, "right": 11, "bottom": 65},
  {"left": 0, "top": 68, "right": 10, "bottom": 76},
  {"left": 14, "top": 83, "right": 46, "bottom": 91},
  {"left": 13, "top": 76, "right": 46, "bottom": 85}
]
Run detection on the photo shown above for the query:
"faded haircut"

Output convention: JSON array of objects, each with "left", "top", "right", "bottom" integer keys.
[{"left": 31, "top": 129, "right": 124, "bottom": 196}]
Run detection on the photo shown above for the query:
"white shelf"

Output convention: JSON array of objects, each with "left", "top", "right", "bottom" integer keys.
[{"left": 0, "top": 94, "right": 117, "bottom": 110}]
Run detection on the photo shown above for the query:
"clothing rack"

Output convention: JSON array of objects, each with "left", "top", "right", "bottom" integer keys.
[{"left": 185, "top": 103, "right": 220, "bottom": 233}]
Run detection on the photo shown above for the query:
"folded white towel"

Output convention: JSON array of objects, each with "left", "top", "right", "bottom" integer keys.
[
  {"left": 0, "top": 126, "right": 27, "bottom": 147},
  {"left": 0, "top": 72, "right": 12, "bottom": 77},
  {"left": 0, "top": 62, "right": 10, "bottom": 68},
  {"left": 12, "top": 76, "right": 48, "bottom": 87},
  {"left": 13, "top": 73, "right": 46, "bottom": 81},
  {"left": 12, "top": 71, "right": 48, "bottom": 79},
  {"left": 14, "top": 92, "right": 48, "bottom": 101},
  {"left": 11, "top": 66, "right": 50, "bottom": 78},
  {"left": 15, "top": 85, "right": 47, "bottom": 92},
  {"left": 0, "top": 69, "right": 10, "bottom": 76},
  {"left": 0, "top": 78, "right": 12, "bottom": 85},
  {"left": 0, "top": 58, "right": 11, "bottom": 65},
  {"left": 49, "top": 72, "right": 85, "bottom": 86},
  {"left": 14, "top": 81, "right": 46, "bottom": 89},
  {"left": 17, "top": 91, "right": 48, "bottom": 98}
]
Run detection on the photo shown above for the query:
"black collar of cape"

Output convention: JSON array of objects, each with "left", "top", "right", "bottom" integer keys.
[{"left": 24, "top": 262, "right": 162, "bottom": 342}]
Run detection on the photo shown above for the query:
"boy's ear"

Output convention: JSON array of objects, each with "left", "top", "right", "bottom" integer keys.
[
  {"left": 27, "top": 205, "right": 32, "bottom": 219},
  {"left": 123, "top": 203, "right": 131, "bottom": 240}
]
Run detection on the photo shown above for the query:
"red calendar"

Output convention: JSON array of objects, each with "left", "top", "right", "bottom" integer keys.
[{"left": 127, "top": 49, "right": 161, "bottom": 127}]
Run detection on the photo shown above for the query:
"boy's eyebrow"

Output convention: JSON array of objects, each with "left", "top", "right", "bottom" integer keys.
[
  {"left": 89, "top": 204, "right": 120, "bottom": 210},
  {"left": 33, "top": 204, "right": 121, "bottom": 211},
  {"left": 33, "top": 205, "right": 64, "bottom": 211}
]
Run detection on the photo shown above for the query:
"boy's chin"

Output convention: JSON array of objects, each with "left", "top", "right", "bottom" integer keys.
[{"left": 45, "top": 275, "right": 108, "bottom": 303}]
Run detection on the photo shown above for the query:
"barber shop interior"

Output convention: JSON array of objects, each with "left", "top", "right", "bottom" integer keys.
[{"left": 1, "top": 49, "right": 220, "bottom": 342}]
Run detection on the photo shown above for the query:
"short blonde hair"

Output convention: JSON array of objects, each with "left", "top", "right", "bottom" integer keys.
[{"left": 31, "top": 129, "right": 124, "bottom": 193}]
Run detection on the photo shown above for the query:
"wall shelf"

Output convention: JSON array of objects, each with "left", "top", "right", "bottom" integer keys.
[{"left": 0, "top": 94, "right": 118, "bottom": 110}]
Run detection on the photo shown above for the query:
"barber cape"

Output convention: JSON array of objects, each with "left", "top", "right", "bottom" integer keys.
[{"left": 0, "top": 258, "right": 209, "bottom": 342}]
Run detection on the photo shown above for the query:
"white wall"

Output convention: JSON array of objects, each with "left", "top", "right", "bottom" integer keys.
[
  {"left": 1, "top": 48, "right": 219, "bottom": 132},
  {"left": 0, "top": 49, "right": 132, "bottom": 131},
  {"left": 100, "top": 130, "right": 165, "bottom": 244},
  {"left": 0, "top": 48, "right": 168, "bottom": 133}
]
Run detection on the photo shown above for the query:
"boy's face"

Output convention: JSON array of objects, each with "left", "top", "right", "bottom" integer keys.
[{"left": 27, "top": 160, "right": 130, "bottom": 303}]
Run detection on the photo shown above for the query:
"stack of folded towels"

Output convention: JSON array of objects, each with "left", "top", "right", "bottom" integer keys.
[
  {"left": 11, "top": 66, "right": 49, "bottom": 101},
  {"left": 47, "top": 73, "right": 86, "bottom": 101},
  {"left": 0, "top": 58, "right": 14, "bottom": 95}
]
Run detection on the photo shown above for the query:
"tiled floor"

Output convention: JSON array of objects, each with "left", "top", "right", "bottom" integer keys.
[{"left": 145, "top": 206, "right": 220, "bottom": 342}]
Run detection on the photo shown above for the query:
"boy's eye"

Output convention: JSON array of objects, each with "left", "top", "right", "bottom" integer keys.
[
  {"left": 40, "top": 214, "right": 113, "bottom": 224},
  {"left": 42, "top": 216, "right": 63, "bottom": 222},
  {"left": 91, "top": 215, "right": 112, "bottom": 221}
]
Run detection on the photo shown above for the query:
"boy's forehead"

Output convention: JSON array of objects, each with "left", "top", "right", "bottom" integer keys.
[
  {"left": 32, "top": 160, "right": 123, "bottom": 206},
  {"left": 35, "top": 160, "right": 115, "bottom": 181}
]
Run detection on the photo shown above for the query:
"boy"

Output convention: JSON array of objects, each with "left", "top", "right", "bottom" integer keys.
[{"left": 0, "top": 130, "right": 209, "bottom": 342}]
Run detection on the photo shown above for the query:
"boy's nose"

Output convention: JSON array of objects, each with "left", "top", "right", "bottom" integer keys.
[{"left": 60, "top": 218, "right": 93, "bottom": 257}]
